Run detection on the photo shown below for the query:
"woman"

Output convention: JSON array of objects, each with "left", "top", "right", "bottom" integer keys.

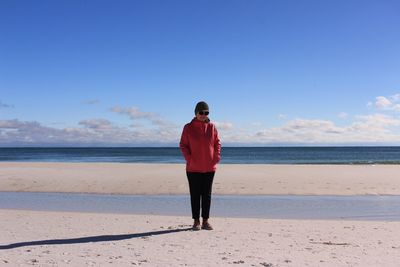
[{"left": 179, "top": 101, "right": 221, "bottom": 231}]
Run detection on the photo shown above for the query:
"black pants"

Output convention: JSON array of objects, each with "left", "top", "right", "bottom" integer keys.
[{"left": 186, "top": 171, "right": 215, "bottom": 220}]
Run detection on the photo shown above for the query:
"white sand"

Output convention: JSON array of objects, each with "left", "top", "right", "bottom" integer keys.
[
  {"left": 1, "top": 162, "right": 400, "bottom": 195},
  {"left": 1, "top": 209, "right": 400, "bottom": 267}
]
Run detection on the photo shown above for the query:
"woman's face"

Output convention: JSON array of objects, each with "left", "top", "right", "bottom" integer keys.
[{"left": 196, "top": 110, "right": 209, "bottom": 121}]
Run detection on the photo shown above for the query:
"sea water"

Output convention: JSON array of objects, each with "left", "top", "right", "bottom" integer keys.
[
  {"left": 1, "top": 146, "right": 400, "bottom": 164},
  {"left": 1, "top": 192, "right": 400, "bottom": 221}
]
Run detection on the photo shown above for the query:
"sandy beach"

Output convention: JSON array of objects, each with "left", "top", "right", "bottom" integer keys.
[
  {"left": 1, "top": 209, "right": 400, "bottom": 266},
  {"left": 1, "top": 162, "right": 400, "bottom": 195},
  {"left": 2, "top": 162, "right": 400, "bottom": 266}
]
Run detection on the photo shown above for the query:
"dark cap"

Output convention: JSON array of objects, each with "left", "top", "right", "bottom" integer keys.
[{"left": 194, "top": 101, "right": 209, "bottom": 114}]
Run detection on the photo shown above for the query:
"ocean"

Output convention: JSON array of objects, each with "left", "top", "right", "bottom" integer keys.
[{"left": 1, "top": 146, "right": 400, "bottom": 164}]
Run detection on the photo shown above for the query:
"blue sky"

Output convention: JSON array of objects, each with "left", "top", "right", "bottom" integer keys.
[{"left": 1, "top": 0, "right": 400, "bottom": 146}]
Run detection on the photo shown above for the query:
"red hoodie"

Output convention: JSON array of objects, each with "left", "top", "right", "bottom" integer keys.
[{"left": 179, "top": 118, "right": 221, "bottom": 172}]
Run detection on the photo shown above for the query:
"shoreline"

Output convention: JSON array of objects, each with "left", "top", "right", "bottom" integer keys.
[
  {"left": 2, "top": 162, "right": 400, "bottom": 195},
  {"left": 2, "top": 193, "right": 400, "bottom": 221}
]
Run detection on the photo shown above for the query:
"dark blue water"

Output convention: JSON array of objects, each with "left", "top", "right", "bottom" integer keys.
[
  {"left": 1, "top": 147, "right": 400, "bottom": 164},
  {"left": 1, "top": 192, "right": 400, "bottom": 221}
]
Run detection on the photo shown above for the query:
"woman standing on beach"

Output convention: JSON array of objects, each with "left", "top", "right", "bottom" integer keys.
[{"left": 179, "top": 101, "right": 221, "bottom": 231}]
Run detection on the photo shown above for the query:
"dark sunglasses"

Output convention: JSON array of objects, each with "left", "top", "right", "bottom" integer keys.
[{"left": 198, "top": 111, "right": 209, "bottom": 116}]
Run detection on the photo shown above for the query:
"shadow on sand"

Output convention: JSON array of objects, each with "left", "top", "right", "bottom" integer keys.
[{"left": 0, "top": 228, "right": 192, "bottom": 250}]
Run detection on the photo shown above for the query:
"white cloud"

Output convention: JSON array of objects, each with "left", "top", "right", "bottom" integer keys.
[
  {"left": 372, "top": 94, "right": 400, "bottom": 112},
  {"left": 253, "top": 119, "right": 345, "bottom": 143},
  {"left": 111, "top": 106, "right": 155, "bottom": 120},
  {"left": 218, "top": 114, "right": 400, "bottom": 144},
  {"left": 350, "top": 114, "right": 400, "bottom": 132},
  {"left": 0, "top": 119, "right": 80, "bottom": 144},
  {"left": 79, "top": 119, "right": 114, "bottom": 129},
  {"left": 2, "top": 114, "right": 400, "bottom": 145},
  {"left": 338, "top": 112, "right": 348, "bottom": 118},
  {"left": 393, "top": 104, "right": 400, "bottom": 112},
  {"left": 0, "top": 105, "right": 181, "bottom": 146},
  {"left": 214, "top": 121, "right": 234, "bottom": 131},
  {"left": 111, "top": 106, "right": 177, "bottom": 129},
  {"left": 0, "top": 117, "right": 180, "bottom": 146},
  {"left": 375, "top": 96, "right": 392, "bottom": 109}
]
